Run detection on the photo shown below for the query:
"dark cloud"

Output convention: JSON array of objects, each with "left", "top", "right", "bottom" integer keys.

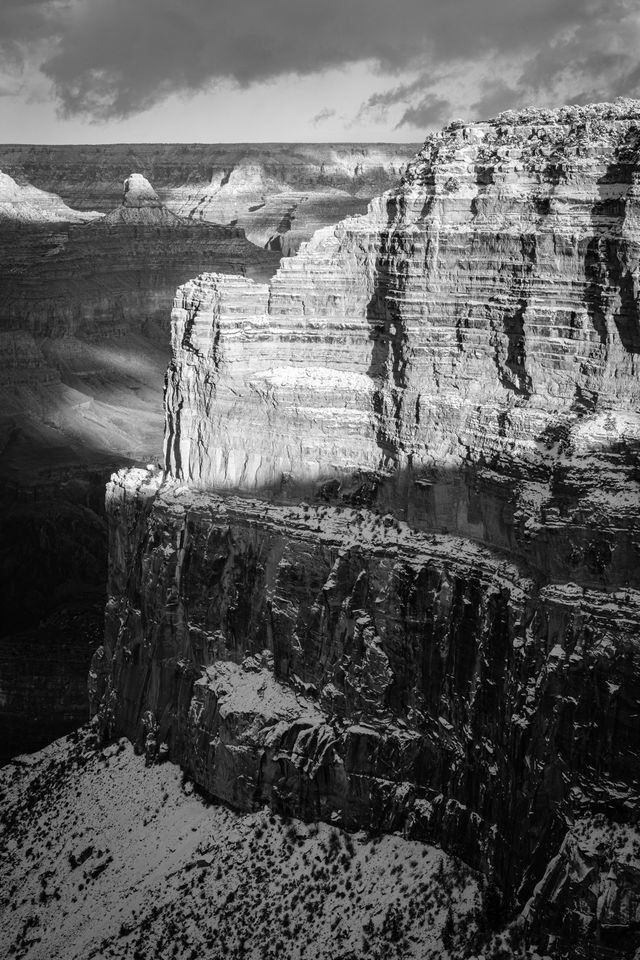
[
  {"left": 1, "top": 0, "right": 639, "bottom": 126},
  {"left": 366, "top": 0, "right": 640, "bottom": 129},
  {"left": 0, "top": 0, "right": 55, "bottom": 42},
  {"left": 357, "top": 76, "right": 434, "bottom": 122},
  {"left": 471, "top": 80, "right": 523, "bottom": 120},
  {"left": 396, "top": 94, "right": 451, "bottom": 129},
  {"left": 519, "top": 1, "right": 635, "bottom": 95},
  {"left": 0, "top": 0, "right": 56, "bottom": 75}
]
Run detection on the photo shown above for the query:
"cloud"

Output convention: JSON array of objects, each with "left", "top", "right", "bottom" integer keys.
[
  {"left": 396, "top": 94, "right": 451, "bottom": 129},
  {"left": 357, "top": 75, "right": 434, "bottom": 122},
  {"left": 361, "top": 0, "right": 640, "bottom": 130},
  {"left": 471, "top": 79, "right": 522, "bottom": 120},
  {"left": 0, "top": 0, "right": 639, "bottom": 128},
  {"left": 311, "top": 108, "right": 336, "bottom": 125}
]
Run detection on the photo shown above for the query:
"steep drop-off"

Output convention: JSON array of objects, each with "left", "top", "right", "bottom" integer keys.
[
  {"left": 95, "top": 100, "right": 640, "bottom": 957},
  {"left": 0, "top": 143, "right": 418, "bottom": 254},
  {"left": 0, "top": 174, "right": 279, "bottom": 761},
  {"left": 0, "top": 171, "right": 278, "bottom": 472}
]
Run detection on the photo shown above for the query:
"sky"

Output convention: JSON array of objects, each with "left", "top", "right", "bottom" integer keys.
[{"left": 1, "top": 0, "right": 640, "bottom": 143}]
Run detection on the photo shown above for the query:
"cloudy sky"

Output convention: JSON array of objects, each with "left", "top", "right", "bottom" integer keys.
[{"left": 1, "top": 0, "right": 639, "bottom": 143}]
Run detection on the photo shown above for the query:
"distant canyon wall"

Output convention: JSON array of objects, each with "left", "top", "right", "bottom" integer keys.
[
  {"left": 0, "top": 172, "right": 279, "bottom": 761},
  {"left": 0, "top": 143, "right": 418, "bottom": 254}
]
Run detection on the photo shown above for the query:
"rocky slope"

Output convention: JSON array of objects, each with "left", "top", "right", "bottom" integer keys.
[
  {"left": 0, "top": 170, "right": 98, "bottom": 223},
  {"left": 1, "top": 729, "right": 491, "bottom": 960},
  {"left": 94, "top": 100, "right": 640, "bottom": 957},
  {"left": 4, "top": 730, "right": 637, "bottom": 959},
  {"left": 0, "top": 143, "right": 418, "bottom": 254},
  {"left": 0, "top": 174, "right": 279, "bottom": 761}
]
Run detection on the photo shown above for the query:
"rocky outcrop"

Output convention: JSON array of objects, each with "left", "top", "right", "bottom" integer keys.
[
  {"left": 523, "top": 817, "right": 640, "bottom": 956},
  {"left": 97, "top": 100, "right": 640, "bottom": 956},
  {"left": 0, "top": 169, "right": 98, "bottom": 223},
  {"left": 0, "top": 143, "right": 418, "bottom": 253},
  {"left": 104, "top": 173, "right": 182, "bottom": 226}
]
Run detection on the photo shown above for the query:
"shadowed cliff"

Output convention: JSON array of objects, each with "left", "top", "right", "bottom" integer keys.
[{"left": 0, "top": 172, "right": 281, "bottom": 761}]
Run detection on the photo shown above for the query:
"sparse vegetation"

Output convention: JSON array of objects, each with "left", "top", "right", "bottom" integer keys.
[{"left": 1, "top": 726, "right": 573, "bottom": 960}]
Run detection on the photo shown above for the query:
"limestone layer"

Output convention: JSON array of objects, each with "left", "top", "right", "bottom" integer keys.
[{"left": 98, "top": 101, "right": 640, "bottom": 954}]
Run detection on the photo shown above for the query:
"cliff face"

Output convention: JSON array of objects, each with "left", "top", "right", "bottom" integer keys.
[
  {"left": 0, "top": 143, "right": 417, "bottom": 254},
  {"left": 0, "top": 172, "right": 279, "bottom": 480},
  {"left": 0, "top": 174, "right": 279, "bottom": 760},
  {"left": 97, "top": 101, "right": 640, "bottom": 956},
  {"left": 0, "top": 170, "right": 98, "bottom": 223}
]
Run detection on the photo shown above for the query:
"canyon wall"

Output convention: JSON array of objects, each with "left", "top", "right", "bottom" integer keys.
[
  {"left": 0, "top": 173, "right": 278, "bottom": 471},
  {"left": 0, "top": 173, "right": 279, "bottom": 761},
  {"left": 0, "top": 143, "right": 417, "bottom": 254},
  {"left": 94, "top": 100, "right": 640, "bottom": 955}
]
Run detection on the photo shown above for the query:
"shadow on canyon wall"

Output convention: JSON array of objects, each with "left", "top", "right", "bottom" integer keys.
[
  {"left": 0, "top": 441, "right": 146, "bottom": 764},
  {"left": 0, "top": 203, "right": 279, "bottom": 764},
  {"left": 586, "top": 161, "right": 640, "bottom": 354}
]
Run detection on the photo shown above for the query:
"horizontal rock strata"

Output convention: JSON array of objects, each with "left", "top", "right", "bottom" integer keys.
[
  {"left": 0, "top": 174, "right": 279, "bottom": 759},
  {"left": 0, "top": 173, "right": 280, "bottom": 479},
  {"left": 0, "top": 143, "right": 418, "bottom": 253},
  {"left": 97, "top": 101, "right": 640, "bottom": 955},
  {"left": 0, "top": 169, "right": 98, "bottom": 223}
]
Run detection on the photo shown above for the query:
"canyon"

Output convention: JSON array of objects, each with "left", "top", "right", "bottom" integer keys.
[
  {"left": 89, "top": 100, "right": 640, "bottom": 957},
  {"left": 0, "top": 169, "right": 279, "bottom": 760},
  {"left": 0, "top": 143, "right": 417, "bottom": 254},
  {"left": 0, "top": 142, "right": 410, "bottom": 760},
  {"left": 2, "top": 106, "right": 640, "bottom": 958}
]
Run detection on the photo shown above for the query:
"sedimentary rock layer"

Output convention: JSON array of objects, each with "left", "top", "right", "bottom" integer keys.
[
  {"left": 0, "top": 169, "right": 98, "bottom": 223},
  {"left": 98, "top": 101, "right": 640, "bottom": 955},
  {"left": 0, "top": 143, "right": 417, "bottom": 253},
  {"left": 0, "top": 173, "right": 279, "bottom": 478},
  {"left": 0, "top": 175, "right": 279, "bottom": 759},
  {"left": 100, "top": 470, "right": 640, "bottom": 921}
]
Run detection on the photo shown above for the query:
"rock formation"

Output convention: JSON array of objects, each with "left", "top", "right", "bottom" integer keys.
[
  {"left": 94, "top": 100, "right": 640, "bottom": 956},
  {"left": 0, "top": 169, "right": 98, "bottom": 223},
  {"left": 0, "top": 143, "right": 418, "bottom": 253},
  {"left": 0, "top": 170, "right": 279, "bottom": 482},
  {"left": 104, "top": 173, "right": 182, "bottom": 226},
  {"left": 0, "top": 174, "right": 280, "bottom": 759}
]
